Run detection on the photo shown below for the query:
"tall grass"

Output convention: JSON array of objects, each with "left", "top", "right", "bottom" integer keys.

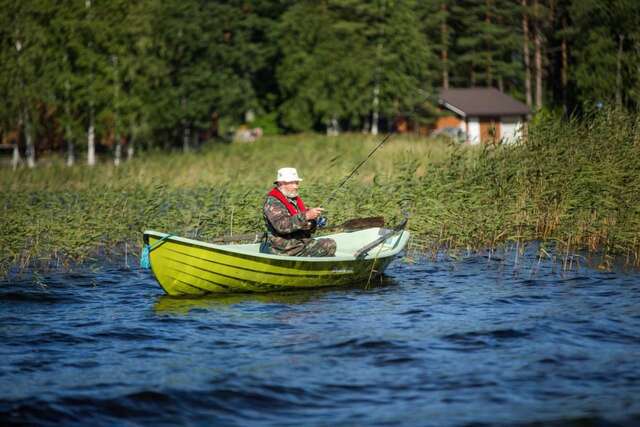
[
  {"left": 1, "top": 108, "right": 639, "bottom": 276},
  {"left": 405, "top": 108, "right": 640, "bottom": 264}
]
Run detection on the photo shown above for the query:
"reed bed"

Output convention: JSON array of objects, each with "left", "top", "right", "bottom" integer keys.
[{"left": 1, "top": 108, "right": 639, "bottom": 276}]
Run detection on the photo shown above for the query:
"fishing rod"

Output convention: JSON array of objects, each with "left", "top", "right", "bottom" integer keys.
[
  {"left": 314, "top": 126, "right": 398, "bottom": 229},
  {"left": 321, "top": 93, "right": 435, "bottom": 208},
  {"left": 316, "top": 94, "right": 434, "bottom": 228},
  {"left": 322, "top": 129, "right": 396, "bottom": 207}
]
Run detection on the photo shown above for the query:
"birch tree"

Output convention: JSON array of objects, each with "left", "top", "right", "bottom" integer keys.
[
  {"left": 0, "top": 5, "right": 23, "bottom": 168},
  {"left": 84, "top": 0, "right": 96, "bottom": 165},
  {"left": 48, "top": 2, "right": 86, "bottom": 167},
  {"left": 2, "top": 0, "right": 55, "bottom": 168}
]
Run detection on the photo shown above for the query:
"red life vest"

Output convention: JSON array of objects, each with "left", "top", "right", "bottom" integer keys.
[{"left": 268, "top": 187, "right": 306, "bottom": 216}]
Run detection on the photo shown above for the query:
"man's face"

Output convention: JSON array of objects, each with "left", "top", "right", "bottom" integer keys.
[{"left": 279, "top": 181, "right": 300, "bottom": 198}]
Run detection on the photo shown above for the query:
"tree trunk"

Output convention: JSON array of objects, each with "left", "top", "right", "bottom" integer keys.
[
  {"left": 561, "top": 24, "right": 568, "bottom": 112},
  {"left": 86, "top": 1, "right": 96, "bottom": 166},
  {"left": 192, "top": 129, "right": 198, "bottom": 149},
  {"left": 327, "top": 115, "right": 339, "bottom": 136},
  {"left": 362, "top": 116, "right": 370, "bottom": 134},
  {"left": 560, "top": 38, "right": 569, "bottom": 113},
  {"left": 114, "top": 133, "right": 122, "bottom": 166},
  {"left": 533, "top": 0, "right": 543, "bottom": 110},
  {"left": 12, "top": 143, "right": 21, "bottom": 170},
  {"left": 127, "top": 133, "right": 135, "bottom": 161},
  {"left": 371, "top": 82, "right": 380, "bottom": 135},
  {"left": 87, "top": 111, "right": 96, "bottom": 166},
  {"left": 371, "top": 36, "right": 383, "bottom": 136},
  {"left": 112, "top": 55, "right": 120, "bottom": 166},
  {"left": 522, "top": 0, "right": 532, "bottom": 108},
  {"left": 183, "top": 123, "right": 190, "bottom": 153},
  {"left": 66, "top": 131, "right": 75, "bottom": 167},
  {"left": 65, "top": 110, "right": 74, "bottom": 167},
  {"left": 441, "top": 3, "right": 449, "bottom": 89},
  {"left": 181, "top": 95, "right": 190, "bottom": 151},
  {"left": 616, "top": 34, "right": 625, "bottom": 108},
  {"left": 64, "top": 77, "right": 74, "bottom": 167},
  {"left": 25, "top": 113, "right": 35, "bottom": 168},
  {"left": 12, "top": 115, "right": 22, "bottom": 170},
  {"left": 486, "top": 1, "right": 492, "bottom": 87}
]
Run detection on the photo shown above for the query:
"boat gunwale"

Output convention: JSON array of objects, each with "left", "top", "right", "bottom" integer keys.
[{"left": 143, "top": 228, "right": 409, "bottom": 263}]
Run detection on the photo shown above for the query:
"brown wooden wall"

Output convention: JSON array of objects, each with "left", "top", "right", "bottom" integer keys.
[{"left": 480, "top": 117, "right": 500, "bottom": 144}]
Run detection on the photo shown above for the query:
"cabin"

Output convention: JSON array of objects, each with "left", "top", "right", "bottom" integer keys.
[{"left": 435, "top": 88, "right": 530, "bottom": 144}]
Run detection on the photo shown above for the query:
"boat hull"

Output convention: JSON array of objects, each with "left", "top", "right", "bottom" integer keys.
[{"left": 144, "top": 228, "right": 409, "bottom": 295}]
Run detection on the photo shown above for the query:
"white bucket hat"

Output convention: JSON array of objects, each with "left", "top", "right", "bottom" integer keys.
[{"left": 274, "top": 167, "right": 302, "bottom": 183}]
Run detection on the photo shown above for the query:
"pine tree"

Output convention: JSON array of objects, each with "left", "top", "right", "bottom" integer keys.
[
  {"left": 122, "top": 0, "right": 164, "bottom": 159},
  {"left": 521, "top": 0, "right": 532, "bottom": 108},
  {"left": 454, "top": 0, "right": 522, "bottom": 96},
  {"left": 148, "top": 0, "right": 267, "bottom": 148},
  {"left": 419, "top": 0, "right": 460, "bottom": 90},
  {"left": 276, "top": 1, "right": 374, "bottom": 132},
  {"left": 203, "top": 1, "right": 271, "bottom": 131},
  {"left": 570, "top": 0, "right": 640, "bottom": 109},
  {"left": 370, "top": 1, "right": 437, "bottom": 132},
  {"left": 47, "top": 0, "right": 100, "bottom": 166},
  {"left": 277, "top": 0, "right": 436, "bottom": 133}
]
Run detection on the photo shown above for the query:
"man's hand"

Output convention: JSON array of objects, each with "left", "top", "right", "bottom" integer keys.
[{"left": 305, "top": 207, "right": 324, "bottom": 221}]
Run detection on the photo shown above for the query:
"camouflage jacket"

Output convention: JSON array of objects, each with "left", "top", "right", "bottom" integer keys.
[{"left": 263, "top": 193, "right": 317, "bottom": 256}]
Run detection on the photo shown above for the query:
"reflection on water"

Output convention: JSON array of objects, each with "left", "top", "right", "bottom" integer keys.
[
  {"left": 154, "top": 278, "right": 399, "bottom": 314},
  {"left": 1, "top": 248, "right": 640, "bottom": 427},
  {"left": 154, "top": 291, "right": 321, "bottom": 314}
]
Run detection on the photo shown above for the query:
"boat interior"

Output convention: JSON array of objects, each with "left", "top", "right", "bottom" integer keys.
[{"left": 146, "top": 228, "right": 410, "bottom": 261}]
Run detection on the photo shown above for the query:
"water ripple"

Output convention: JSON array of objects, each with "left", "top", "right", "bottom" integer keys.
[{"left": 1, "top": 252, "right": 640, "bottom": 426}]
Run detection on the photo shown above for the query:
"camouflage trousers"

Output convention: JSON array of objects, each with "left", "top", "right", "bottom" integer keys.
[
  {"left": 265, "top": 236, "right": 336, "bottom": 257},
  {"left": 297, "top": 238, "right": 337, "bottom": 257}
]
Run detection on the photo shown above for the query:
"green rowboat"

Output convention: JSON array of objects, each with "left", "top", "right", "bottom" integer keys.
[{"left": 143, "top": 227, "right": 410, "bottom": 295}]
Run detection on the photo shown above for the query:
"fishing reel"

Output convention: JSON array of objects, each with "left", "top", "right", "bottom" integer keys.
[{"left": 316, "top": 216, "right": 328, "bottom": 228}]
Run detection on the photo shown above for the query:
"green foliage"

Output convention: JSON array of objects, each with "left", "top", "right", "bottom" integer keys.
[
  {"left": 454, "top": 0, "right": 522, "bottom": 90},
  {"left": 0, "top": 0, "right": 56, "bottom": 132},
  {"left": 0, "top": 0, "right": 639, "bottom": 157},
  {"left": 252, "top": 112, "right": 280, "bottom": 135},
  {"left": 569, "top": 0, "right": 640, "bottom": 109},
  {"left": 149, "top": 0, "right": 268, "bottom": 136},
  {"left": 276, "top": 1, "right": 371, "bottom": 130},
  {"left": 276, "top": 0, "right": 436, "bottom": 132}
]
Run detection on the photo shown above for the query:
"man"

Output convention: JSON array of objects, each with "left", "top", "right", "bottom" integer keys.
[{"left": 262, "top": 167, "right": 336, "bottom": 256}]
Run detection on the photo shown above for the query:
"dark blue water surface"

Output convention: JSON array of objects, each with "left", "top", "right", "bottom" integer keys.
[{"left": 2, "top": 249, "right": 640, "bottom": 427}]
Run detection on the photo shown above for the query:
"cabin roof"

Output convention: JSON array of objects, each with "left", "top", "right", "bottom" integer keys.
[{"left": 438, "top": 87, "right": 530, "bottom": 117}]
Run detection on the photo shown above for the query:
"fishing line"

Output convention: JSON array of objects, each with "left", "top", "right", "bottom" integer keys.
[
  {"left": 321, "top": 129, "right": 395, "bottom": 207},
  {"left": 319, "top": 94, "right": 434, "bottom": 211}
]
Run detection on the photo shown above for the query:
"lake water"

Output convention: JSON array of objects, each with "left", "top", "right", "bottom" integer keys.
[{"left": 1, "top": 247, "right": 640, "bottom": 426}]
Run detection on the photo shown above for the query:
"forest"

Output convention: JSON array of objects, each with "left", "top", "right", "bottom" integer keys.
[{"left": 1, "top": 0, "right": 639, "bottom": 167}]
